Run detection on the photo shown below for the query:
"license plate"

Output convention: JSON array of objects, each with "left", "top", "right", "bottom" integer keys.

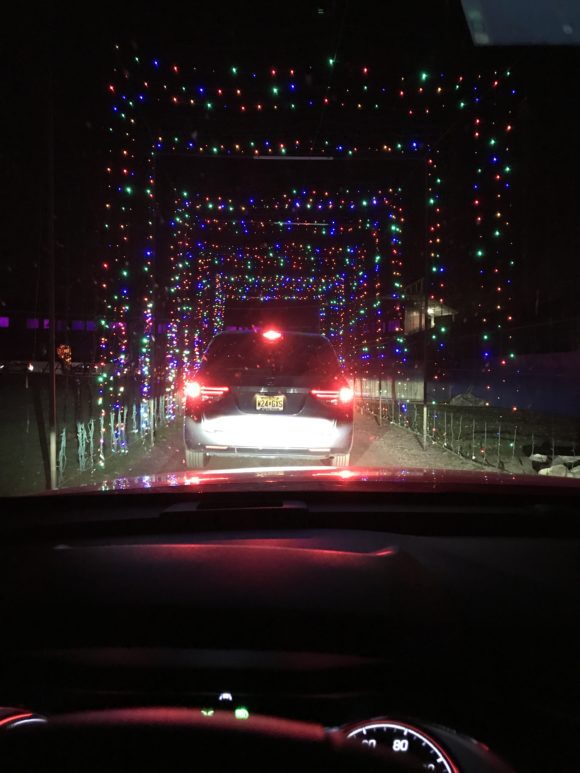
[{"left": 255, "top": 394, "right": 285, "bottom": 412}]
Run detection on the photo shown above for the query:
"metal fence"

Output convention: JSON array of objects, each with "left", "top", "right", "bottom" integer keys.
[
  {"left": 353, "top": 378, "right": 580, "bottom": 473},
  {"left": 0, "top": 363, "right": 185, "bottom": 492},
  {"left": 59, "top": 394, "right": 179, "bottom": 485}
]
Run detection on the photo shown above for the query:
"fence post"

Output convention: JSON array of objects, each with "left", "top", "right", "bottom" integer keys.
[
  {"left": 123, "top": 406, "right": 128, "bottom": 449},
  {"left": 139, "top": 401, "right": 146, "bottom": 442},
  {"left": 88, "top": 418, "right": 95, "bottom": 469},
  {"left": 109, "top": 412, "right": 116, "bottom": 454},
  {"left": 77, "top": 421, "right": 86, "bottom": 472},
  {"left": 422, "top": 404, "right": 428, "bottom": 448},
  {"left": 378, "top": 377, "right": 382, "bottom": 426},
  {"left": 149, "top": 398, "right": 155, "bottom": 447},
  {"left": 116, "top": 408, "right": 122, "bottom": 451},
  {"left": 58, "top": 428, "right": 67, "bottom": 484},
  {"left": 483, "top": 421, "right": 487, "bottom": 463},
  {"left": 450, "top": 412, "right": 455, "bottom": 453},
  {"left": 99, "top": 411, "right": 105, "bottom": 465}
]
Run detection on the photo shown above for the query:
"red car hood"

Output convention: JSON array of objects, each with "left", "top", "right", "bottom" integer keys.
[{"left": 56, "top": 465, "right": 580, "bottom": 497}]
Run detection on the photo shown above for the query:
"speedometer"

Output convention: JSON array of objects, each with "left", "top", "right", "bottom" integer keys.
[{"left": 344, "top": 719, "right": 458, "bottom": 772}]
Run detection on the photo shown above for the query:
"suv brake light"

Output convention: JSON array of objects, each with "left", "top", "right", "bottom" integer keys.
[
  {"left": 339, "top": 386, "right": 354, "bottom": 404},
  {"left": 185, "top": 382, "right": 229, "bottom": 402},
  {"left": 263, "top": 329, "right": 282, "bottom": 341},
  {"left": 311, "top": 387, "right": 354, "bottom": 405},
  {"left": 185, "top": 381, "right": 202, "bottom": 399}
]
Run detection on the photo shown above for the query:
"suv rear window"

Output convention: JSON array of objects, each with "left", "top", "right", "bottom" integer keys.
[{"left": 201, "top": 333, "right": 341, "bottom": 379}]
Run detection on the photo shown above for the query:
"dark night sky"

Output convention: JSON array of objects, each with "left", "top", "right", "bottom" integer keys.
[{"left": 2, "top": 1, "right": 580, "bottom": 326}]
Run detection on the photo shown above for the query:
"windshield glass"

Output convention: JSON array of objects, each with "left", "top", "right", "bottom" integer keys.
[
  {"left": 3, "top": 1, "right": 580, "bottom": 494},
  {"left": 200, "top": 333, "right": 342, "bottom": 379}
]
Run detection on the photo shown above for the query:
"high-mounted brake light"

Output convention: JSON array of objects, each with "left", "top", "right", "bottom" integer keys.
[{"left": 262, "top": 329, "right": 282, "bottom": 341}]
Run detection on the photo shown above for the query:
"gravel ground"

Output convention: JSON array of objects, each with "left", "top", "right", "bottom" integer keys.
[{"left": 351, "top": 413, "right": 489, "bottom": 472}]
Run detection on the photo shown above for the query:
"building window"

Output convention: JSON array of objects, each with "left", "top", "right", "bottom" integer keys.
[
  {"left": 86, "top": 321, "right": 96, "bottom": 331},
  {"left": 0, "top": 316, "right": 9, "bottom": 328},
  {"left": 71, "top": 320, "right": 85, "bottom": 331},
  {"left": 26, "top": 319, "right": 40, "bottom": 329}
]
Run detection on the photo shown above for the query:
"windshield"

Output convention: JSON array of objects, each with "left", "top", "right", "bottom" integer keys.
[
  {"left": 200, "top": 333, "right": 342, "bottom": 379},
  {"left": 3, "top": 1, "right": 580, "bottom": 495}
]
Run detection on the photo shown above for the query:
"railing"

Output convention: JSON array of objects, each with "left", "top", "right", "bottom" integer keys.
[
  {"left": 352, "top": 378, "right": 579, "bottom": 473},
  {"left": 59, "top": 394, "right": 179, "bottom": 485}
]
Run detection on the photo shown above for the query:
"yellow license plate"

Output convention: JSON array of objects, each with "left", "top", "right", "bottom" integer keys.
[{"left": 255, "top": 394, "right": 285, "bottom": 411}]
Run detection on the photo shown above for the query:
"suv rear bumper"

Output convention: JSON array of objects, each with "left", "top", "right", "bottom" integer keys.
[{"left": 184, "top": 414, "right": 353, "bottom": 457}]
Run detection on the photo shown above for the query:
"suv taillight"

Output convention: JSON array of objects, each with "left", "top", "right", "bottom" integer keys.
[
  {"left": 311, "top": 387, "right": 354, "bottom": 405},
  {"left": 185, "top": 382, "right": 229, "bottom": 403},
  {"left": 185, "top": 381, "right": 202, "bottom": 399}
]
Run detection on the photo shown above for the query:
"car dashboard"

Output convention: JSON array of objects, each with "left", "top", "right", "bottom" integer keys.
[{"left": 1, "top": 490, "right": 579, "bottom": 771}]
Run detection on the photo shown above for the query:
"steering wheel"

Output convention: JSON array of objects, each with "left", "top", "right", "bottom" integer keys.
[{"left": 0, "top": 707, "right": 418, "bottom": 772}]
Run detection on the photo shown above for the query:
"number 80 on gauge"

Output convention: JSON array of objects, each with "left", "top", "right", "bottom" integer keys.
[{"left": 344, "top": 720, "right": 458, "bottom": 772}]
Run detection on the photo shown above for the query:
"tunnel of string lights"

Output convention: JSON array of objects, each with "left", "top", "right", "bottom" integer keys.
[{"left": 99, "top": 54, "right": 515, "bottom": 407}]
